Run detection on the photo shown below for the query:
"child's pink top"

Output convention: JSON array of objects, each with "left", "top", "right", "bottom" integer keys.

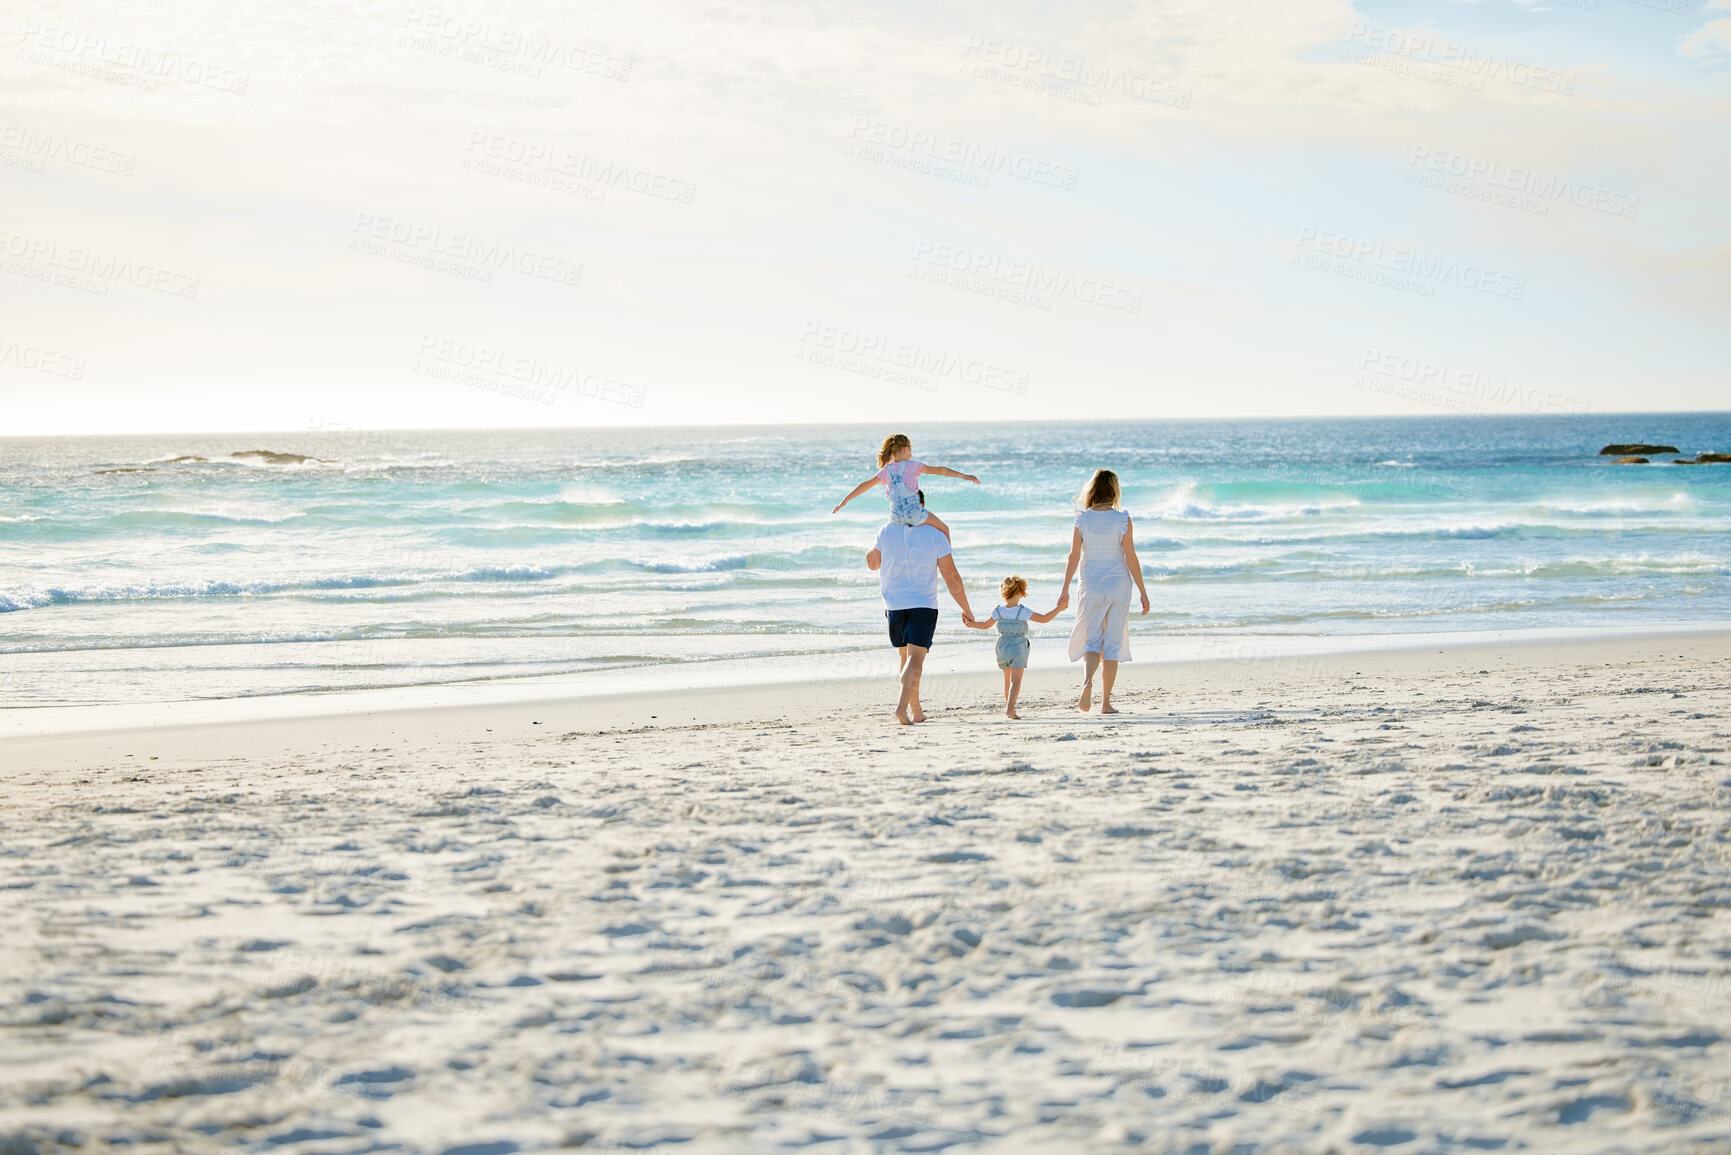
[{"left": 876, "top": 459, "right": 923, "bottom": 491}]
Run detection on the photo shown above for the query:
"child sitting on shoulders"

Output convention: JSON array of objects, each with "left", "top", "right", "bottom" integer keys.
[
  {"left": 963, "top": 575, "right": 1067, "bottom": 719},
  {"left": 832, "top": 432, "right": 978, "bottom": 542}
]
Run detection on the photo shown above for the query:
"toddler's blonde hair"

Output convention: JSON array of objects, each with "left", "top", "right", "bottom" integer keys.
[
  {"left": 1000, "top": 575, "right": 1028, "bottom": 601},
  {"left": 877, "top": 433, "right": 911, "bottom": 468}
]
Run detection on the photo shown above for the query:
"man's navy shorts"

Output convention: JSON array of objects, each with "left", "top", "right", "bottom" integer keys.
[{"left": 885, "top": 607, "right": 938, "bottom": 650}]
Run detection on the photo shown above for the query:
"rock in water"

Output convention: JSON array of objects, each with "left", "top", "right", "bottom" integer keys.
[
  {"left": 1613, "top": 456, "right": 1649, "bottom": 464},
  {"left": 1696, "top": 452, "right": 1731, "bottom": 463},
  {"left": 1599, "top": 443, "right": 1678, "bottom": 455},
  {"left": 230, "top": 450, "right": 312, "bottom": 465}
]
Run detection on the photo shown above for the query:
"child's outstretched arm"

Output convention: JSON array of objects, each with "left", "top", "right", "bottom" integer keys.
[
  {"left": 1029, "top": 593, "right": 1069, "bottom": 624},
  {"left": 832, "top": 476, "right": 880, "bottom": 513},
  {"left": 922, "top": 465, "right": 980, "bottom": 484}
]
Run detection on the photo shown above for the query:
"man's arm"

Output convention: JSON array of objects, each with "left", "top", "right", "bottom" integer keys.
[
  {"left": 866, "top": 547, "right": 882, "bottom": 571},
  {"left": 936, "top": 554, "right": 972, "bottom": 620}
]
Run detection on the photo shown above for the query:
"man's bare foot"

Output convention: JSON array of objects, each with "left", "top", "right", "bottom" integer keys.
[
  {"left": 1078, "top": 681, "right": 1093, "bottom": 711},
  {"left": 910, "top": 709, "right": 927, "bottom": 723},
  {"left": 1100, "top": 704, "right": 1119, "bottom": 714},
  {"left": 1005, "top": 708, "right": 1020, "bottom": 720},
  {"left": 895, "top": 708, "right": 913, "bottom": 726}
]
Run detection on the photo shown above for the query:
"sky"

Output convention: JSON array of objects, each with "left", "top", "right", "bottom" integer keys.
[{"left": 1, "top": 0, "right": 1727, "bottom": 435}]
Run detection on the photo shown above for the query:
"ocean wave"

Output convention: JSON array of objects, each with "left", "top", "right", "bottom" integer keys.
[
  {"left": 630, "top": 555, "right": 752, "bottom": 574},
  {"left": 1143, "top": 554, "right": 1731, "bottom": 585},
  {"left": 1, "top": 579, "right": 285, "bottom": 609},
  {"left": 0, "top": 564, "right": 578, "bottom": 610},
  {"left": 338, "top": 459, "right": 456, "bottom": 475},
  {"left": 639, "top": 520, "right": 730, "bottom": 535},
  {"left": 1150, "top": 503, "right": 1359, "bottom": 523},
  {"left": 574, "top": 454, "right": 705, "bottom": 469},
  {"left": 447, "top": 565, "right": 559, "bottom": 582},
  {"left": 1392, "top": 517, "right": 1720, "bottom": 539},
  {"left": 558, "top": 484, "right": 629, "bottom": 505},
  {"left": 22, "top": 506, "right": 315, "bottom": 531},
  {"left": 459, "top": 500, "right": 768, "bottom": 533},
  {"left": 1426, "top": 523, "right": 1521, "bottom": 540},
  {"left": 1536, "top": 494, "right": 1692, "bottom": 516},
  {"left": 477, "top": 499, "right": 646, "bottom": 525},
  {"left": 1558, "top": 592, "right": 1655, "bottom": 605},
  {"left": 140, "top": 504, "right": 309, "bottom": 525},
  {"left": 1146, "top": 481, "right": 1363, "bottom": 523},
  {"left": 0, "top": 589, "right": 55, "bottom": 613},
  {"left": 1230, "top": 599, "right": 1545, "bottom": 625},
  {"left": 1459, "top": 556, "right": 1731, "bottom": 580},
  {"left": 1242, "top": 517, "right": 1680, "bottom": 543},
  {"left": 1194, "top": 517, "right": 1731, "bottom": 549}
]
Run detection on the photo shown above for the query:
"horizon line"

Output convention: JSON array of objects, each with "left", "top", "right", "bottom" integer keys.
[{"left": 7, "top": 409, "right": 1731, "bottom": 441}]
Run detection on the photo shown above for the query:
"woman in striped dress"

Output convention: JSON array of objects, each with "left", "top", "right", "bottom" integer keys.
[{"left": 1059, "top": 469, "right": 1150, "bottom": 713}]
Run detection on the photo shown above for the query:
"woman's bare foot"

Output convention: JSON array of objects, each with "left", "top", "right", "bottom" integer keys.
[
  {"left": 1005, "top": 708, "right": 1020, "bottom": 720},
  {"left": 910, "top": 708, "right": 927, "bottom": 723},
  {"left": 1078, "top": 681, "right": 1093, "bottom": 711},
  {"left": 1100, "top": 704, "right": 1119, "bottom": 714},
  {"left": 894, "top": 708, "right": 914, "bottom": 726}
]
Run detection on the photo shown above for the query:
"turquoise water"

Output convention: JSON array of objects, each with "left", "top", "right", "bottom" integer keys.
[{"left": 3, "top": 417, "right": 1729, "bottom": 707}]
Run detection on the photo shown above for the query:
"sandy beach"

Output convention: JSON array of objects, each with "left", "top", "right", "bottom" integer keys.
[{"left": 3, "top": 631, "right": 1730, "bottom": 1153}]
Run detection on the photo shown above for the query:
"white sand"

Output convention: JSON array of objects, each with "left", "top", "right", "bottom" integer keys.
[{"left": 2, "top": 632, "right": 1730, "bottom": 1154}]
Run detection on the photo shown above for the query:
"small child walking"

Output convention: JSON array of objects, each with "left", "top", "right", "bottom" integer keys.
[
  {"left": 964, "top": 576, "right": 1068, "bottom": 719},
  {"left": 832, "top": 433, "right": 978, "bottom": 541}
]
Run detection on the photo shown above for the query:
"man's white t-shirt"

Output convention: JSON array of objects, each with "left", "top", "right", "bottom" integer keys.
[{"left": 875, "top": 522, "right": 951, "bottom": 611}]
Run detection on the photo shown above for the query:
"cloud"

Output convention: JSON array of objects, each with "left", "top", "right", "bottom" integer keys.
[{"left": 1680, "top": 16, "right": 1731, "bottom": 59}]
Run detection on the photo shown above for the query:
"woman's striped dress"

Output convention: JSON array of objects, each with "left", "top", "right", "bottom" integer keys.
[{"left": 1068, "top": 507, "right": 1134, "bottom": 662}]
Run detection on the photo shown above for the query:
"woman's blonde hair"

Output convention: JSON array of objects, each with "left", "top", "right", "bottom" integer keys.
[
  {"left": 876, "top": 432, "right": 911, "bottom": 468},
  {"left": 1000, "top": 575, "right": 1028, "bottom": 601},
  {"left": 1077, "top": 468, "right": 1121, "bottom": 510}
]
